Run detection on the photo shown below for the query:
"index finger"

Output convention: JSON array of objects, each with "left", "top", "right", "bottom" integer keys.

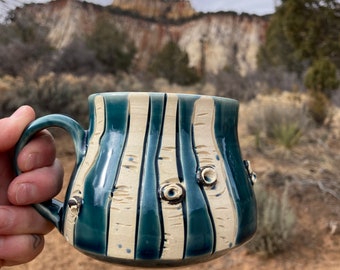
[{"left": 0, "top": 106, "right": 35, "bottom": 152}]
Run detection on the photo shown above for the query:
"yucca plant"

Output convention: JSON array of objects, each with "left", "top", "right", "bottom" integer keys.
[{"left": 246, "top": 95, "right": 310, "bottom": 149}]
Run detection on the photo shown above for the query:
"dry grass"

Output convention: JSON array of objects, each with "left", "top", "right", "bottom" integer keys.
[
  {"left": 246, "top": 182, "right": 296, "bottom": 257},
  {"left": 245, "top": 92, "right": 311, "bottom": 150}
]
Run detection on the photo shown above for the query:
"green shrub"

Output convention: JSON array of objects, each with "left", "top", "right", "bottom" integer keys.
[
  {"left": 304, "top": 58, "right": 339, "bottom": 97},
  {"left": 303, "top": 58, "right": 338, "bottom": 126},
  {"left": 246, "top": 183, "right": 296, "bottom": 256},
  {"left": 86, "top": 15, "right": 136, "bottom": 74},
  {"left": 149, "top": 41, "right": 200, "bottom": 85},
  {"left": 307, "top": 90, "right": 330, "bottom": 126},
  {"left": 53, "top": 38, "right": 102, "bottom": 75},
  {"left": 0, "top": 12, "right": 53, "bottom": 78}
]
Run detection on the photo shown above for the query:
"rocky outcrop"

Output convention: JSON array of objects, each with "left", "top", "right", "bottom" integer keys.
[
  {"left": 108, "top": 12, "right": 267, "bottom": 75},
  {"left": 15, "top": 0, "right": 99, "bottom": 48},
  {"left": 14, "top": 0, "right": 268, "bottom": 75},
  {"left": 112, "top": 0, "right": 196, "bottom": 20}
]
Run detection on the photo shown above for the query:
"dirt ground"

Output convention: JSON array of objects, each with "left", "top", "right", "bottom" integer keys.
[{"left": 5, "top": 100, "right": 340, "bottom": 270}]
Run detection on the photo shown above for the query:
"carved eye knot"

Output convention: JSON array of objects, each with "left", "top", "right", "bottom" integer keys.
[
  {"left": 197, "top": 166, "right": 217, "bottom": 187},
  {"left": 159, "top": 183, "right": 185, "bottom": 204},
  {"left": 67, "top": 196, "right": 83, "bottom": 215}
]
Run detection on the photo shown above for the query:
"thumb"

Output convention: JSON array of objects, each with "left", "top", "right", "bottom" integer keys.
[{"left": 0, "top": 106, "right": 36, "bottom": 152}]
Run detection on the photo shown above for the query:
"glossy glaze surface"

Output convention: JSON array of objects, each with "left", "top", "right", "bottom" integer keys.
[{"left": 15, "top": 92, "right": 256, "bottom": 267}]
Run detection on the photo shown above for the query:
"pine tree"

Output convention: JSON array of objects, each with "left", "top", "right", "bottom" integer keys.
[
  {"left": 149, "top": 41, "right": 200, "bottom": 85},
  {"left": 258, "top": 0, "right": 340, "bottom": 71}
]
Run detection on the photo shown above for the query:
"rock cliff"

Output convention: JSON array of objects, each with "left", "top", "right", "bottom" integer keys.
[
  {"left": 14, "top": 0, "right": 268, "bottom": 75},
  {"left": 112, "top": 0, "right": 196, "bottom": 20}
]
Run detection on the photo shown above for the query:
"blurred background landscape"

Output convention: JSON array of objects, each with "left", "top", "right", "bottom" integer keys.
[{"left": 0, "top": 0, "right": 339, "bottom": 269}]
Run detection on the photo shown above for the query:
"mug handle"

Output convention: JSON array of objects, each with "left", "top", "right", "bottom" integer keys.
[{"left": 14, "top": 114, "right": 86, "bottom": 230}]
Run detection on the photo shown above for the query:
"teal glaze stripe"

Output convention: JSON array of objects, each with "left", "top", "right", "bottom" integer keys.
[
  {"left": 74, "top": 97, "right": 107, "bottom": 254},
  {"left": 61, "top": 95, "right": 97, "bottom": 234},
  {"left": 177, "top": 95, "right": 214, "bottom": 258},
  {"left": 192, "top": 148, "right": 217, "bottom": 254},
  {"left": 135, "top": 94, "right": 165, "bottom": 259},
  {"left": 104, "top": 94, "right": 130, "bottom": 254},
  {"left": 74, "top": 94, "right": 129, "bottom": 256},
  {"left": 63, "top": 95, "right": 106, "bottom": 246},
  {"left": 175, "top": 98, "right": 186, "bottom": 259},
  {"left": 213, "top": 98, "right": 256, "bottom": 244}
]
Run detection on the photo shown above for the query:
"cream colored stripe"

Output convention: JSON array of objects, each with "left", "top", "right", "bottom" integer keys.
[
  {"left": 63, "top": 95, "right": 105, "bottom": 245},
  {"left": 193, "top": 96, "right": 237, "bottom": 251},
  {"left": 158, "top": 94, "right": 185, "bottom": 260},
  {"left": 107, "top": 93, "right": 149, "bottom": 259}
]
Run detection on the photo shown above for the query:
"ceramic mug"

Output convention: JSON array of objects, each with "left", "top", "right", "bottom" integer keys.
[{"left": 15, "top": 92, "right": 257, "bottom": 267}]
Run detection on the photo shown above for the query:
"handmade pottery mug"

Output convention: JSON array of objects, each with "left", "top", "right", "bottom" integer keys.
[{"left": 15, "top": 92, "right": 257, "bottom": 267}]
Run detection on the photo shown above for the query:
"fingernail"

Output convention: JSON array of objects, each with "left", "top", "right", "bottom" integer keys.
[
  {"left": 24, "top": 153, "right": 40, "bottom": 171},
  {"left": 32, "top": 235, "right": 43, "bottom": 250},
  {"left": 15, "top": 183, "right": 37, "bottom": 205}
]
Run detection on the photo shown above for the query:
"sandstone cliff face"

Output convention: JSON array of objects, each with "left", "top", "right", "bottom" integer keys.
[
  {"left": 16, "top": 0, "right": 268, "bottom": 75},
  {"left": 112, "top": 0, "right": 196, "bottom": 20},
  {"left": 17, "top": 0, "right": 99, "bottom": 48},
  {"left": 109, "top": 12, "right": 267, "bottom": 75},
  {"left": 172, "top": 14, "right": 266, "bottom": 75}
]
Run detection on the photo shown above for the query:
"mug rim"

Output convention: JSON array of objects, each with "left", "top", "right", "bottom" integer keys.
[{"left": 88, "top": 92, "right": 239, "bottom": 103}]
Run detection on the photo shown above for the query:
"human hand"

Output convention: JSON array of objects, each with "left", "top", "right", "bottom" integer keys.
[{"left": 0, "top": 106, "right": 63, "bottom": 267}]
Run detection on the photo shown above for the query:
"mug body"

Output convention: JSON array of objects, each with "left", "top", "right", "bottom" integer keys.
[{"left": 61, "top": 92, "right": 256, "bottom": 267}]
